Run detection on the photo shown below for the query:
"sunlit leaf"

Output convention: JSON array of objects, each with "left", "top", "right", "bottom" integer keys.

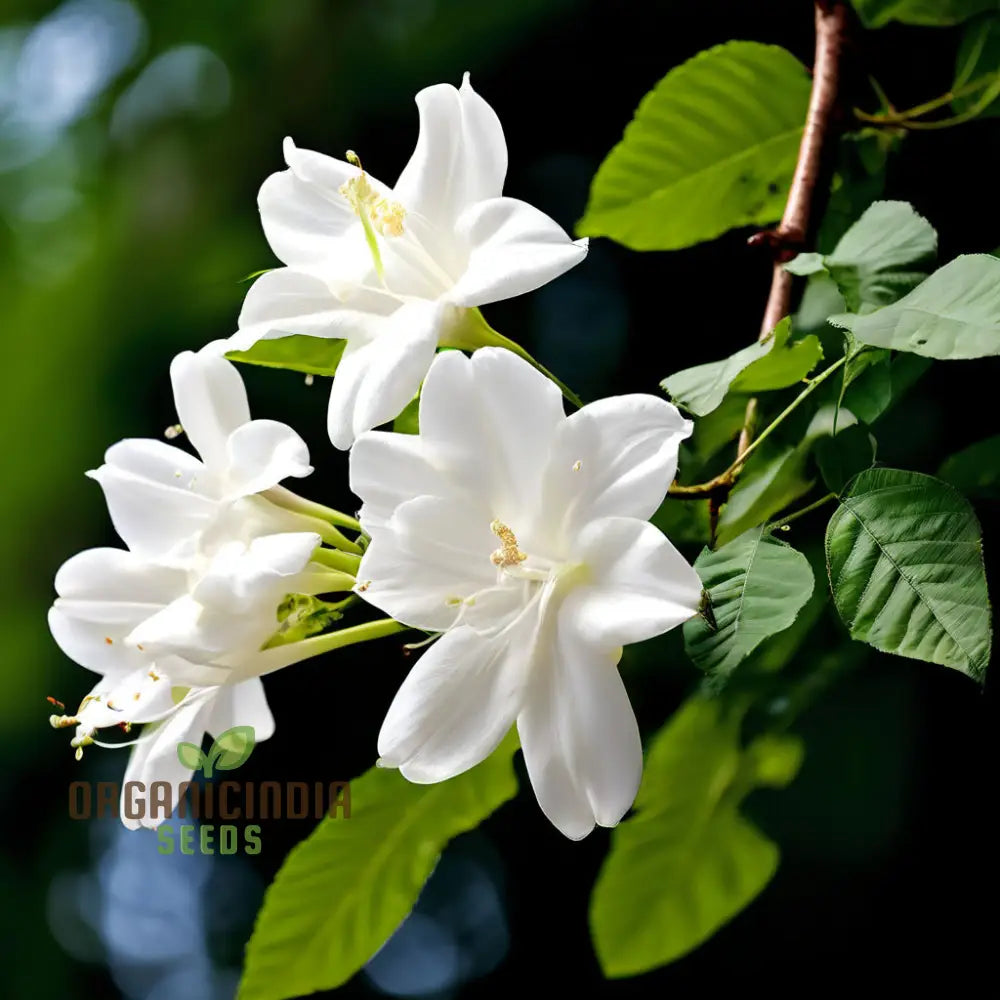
[
  {"left": 830, "top": 254, "right": 1000, "bottom": 358},
  {"left": 227, "top": 336, "right": 346, "bottom": 376},
  {"left": 238, "top": 736, "right": 518, "bottom": 1000},
  {"left": 577, "top": 42, "right": 811, "bottom": 250},
  {"left": 662, "top": 319, "right": 822, "bottom": 417},
  {"left": 826, "top": 468, "right": 992, "bottom": 679}
]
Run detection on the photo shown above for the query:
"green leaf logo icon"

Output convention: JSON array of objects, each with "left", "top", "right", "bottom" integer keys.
[{"left": 176, "top": 726, "right": 256, "bottom": 779}]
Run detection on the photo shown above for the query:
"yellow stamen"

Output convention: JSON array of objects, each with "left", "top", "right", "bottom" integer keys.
[{"left": 490, "top": 520, "right": 527, "bottom": 568}]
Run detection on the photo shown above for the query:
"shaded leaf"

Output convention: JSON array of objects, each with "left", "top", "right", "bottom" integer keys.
[
  {"left": 816, "top": 424, "right": 876, "bottom": 493},
  {"left": 937, "top": 434, "right": 1000, "bottom": 499},
  {"left": 852, "top": 0, "right": 997, "bottom": 28},
  {"left": 590, "top": 697, "right": 802, "bottom": 977},
  {"left": 825, "top": 468, "right": 992, "bottom": 679},
  {"left": 954, "top": 14, "right": 1000, "bottom": 117},
  {"left": 578, "top": 42, "right": 811, "bottom": 250},
  {"left": 684, "top": 527, "right": 815, "bottom": 677}
]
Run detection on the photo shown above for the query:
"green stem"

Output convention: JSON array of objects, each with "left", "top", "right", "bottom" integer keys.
[
  {"left": 251, "top": 618, "right": 411, "bottom": 676},
  {"left": 312, "top": 546, "right": 363, "bottom": 574},
  {"left": 263, "top": 486, "right": 363, "bottom": 550},
  {"left": 769, "top": 492, "right": 837, "bottom": 531},
  {"left": 444, "top": 308, "right": 585, "bottom": 409},
  {"left": 722, "top": 356, "right": 847, "bottom": 478},
  {"left": 854, "top": 72, "right": 999, "bottom": 127}
]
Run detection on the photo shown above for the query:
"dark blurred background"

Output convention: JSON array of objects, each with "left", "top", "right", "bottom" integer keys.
[{"left": 2, "top": 0, "right": 998, "bottom": 996}]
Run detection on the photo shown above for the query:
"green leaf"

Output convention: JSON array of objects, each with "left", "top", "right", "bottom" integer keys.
[
  {"left": 176, "top": 741, "right": 206, "bottom": 772},
  {"left": 662, "top": 318, "right": 822, "bottom": 417},
  {"left": 825, "top": 468, "right": 992, "bottom": 679},
  {"left": 577, "top": 42, "right": 811, "bottom": 250},
  {"left": 839, "top": 349, "right": 930, "bottom": 424},
  {"left": 852, "top": 0, "right": 997, "bottom": 28},
  {"left": 830, "top": 254, "right": 1000, "bottom": 358},
  {"left": 684, "top": 527, "right": 815, "bottom": 678},
  {"left": 787, "top": 201, "right": 936, "bottom": 313},
  {"left": 815, "top": 424, "right": 876, "bottom": 493},
  {"left": 208, "top": 725, "right": 256, "bottom": 774},
  {"left": 717, "top": 406, "right": 853, "bottom": 547},
  {"left": 227, "top": 336, "right": 346, "bottom": 376},
  {"left": 590, "top": 696, "right": 802, "bottom": 977},
  {"left": 393, "top": 394, "right": 420, "bottom": 434},
  {"left": 954, "top": 15, "right": 1000, "bottom": 117},
  {"left": 238, "top": 736, "right": 519, "bottom": 1000},
  {"left": 937, "top": 434, "right": 1000, "bottom": 499}
]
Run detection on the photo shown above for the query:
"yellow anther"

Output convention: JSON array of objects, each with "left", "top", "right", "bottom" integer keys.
[
  {"left": 490, "top": 520, "right": 527, "bottom": 568},
  {"left": 49, "top": 714, "right": 79, "bottom": 730},
  {"left": 572, "top": 460, "right": 582, "bottom": 472}
]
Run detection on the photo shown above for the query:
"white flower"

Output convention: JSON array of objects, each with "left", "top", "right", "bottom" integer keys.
[
  {"left": 227, "top": 73, "right": 588, "bottom": 449},
  {"left": 348, "top": 348, "right": 702, "bottom": 839},
  {"left": 48, "top": 532, "right": 338, "bottom": 828},
  {"left": 89, "top": 346, "right": 317, "bottom": 565}
]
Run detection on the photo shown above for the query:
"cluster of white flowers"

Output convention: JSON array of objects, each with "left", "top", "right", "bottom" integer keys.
[{"left": 50, "top": 75, "right": 701, "bottom": 839}]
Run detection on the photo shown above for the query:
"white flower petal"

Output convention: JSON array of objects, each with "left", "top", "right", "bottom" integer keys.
[
  {"left": 326, "top": 341, "right": 372, "bottom": 451},
  {"left": 121, "top": 692, "right": 216, "bottom": 830},
  {"left": 170, "top": 351, "right": 250, "bottom": 469},
  {"left": 542, "top": 393, "right": 692, "bottom": 538},
  {"left": 349, "top": 431, "right": 447, "bottom": 532},
  {"left": 416, "top": 348, "right": 565, "bottom": 529},
  {"left": 223, "top": 419, "right": 312, "bottom": 499},
  {"left": 519, "top": 621, "right": 641, "bottom": 838},
  {"left": 562, "top": 517, "right": 702, "bottom": 649},
  {"left": 258, "top": 138, "right": 362, "bottom": 270},
  {"left": 208, "top": 678, "right": 275, "bottom": 742},
  {"left": 393, "top": 73, "right": 507, "bottom": 227},
  {"left": 357, "top": 495, "right": 497, "bottom": 631},
  {"left": 233, "top": 268, "right": 387, "bottom": 354},
  {"left": 49, "top": 549, "right": 185, "bottom": 672},
  {"left": 377, "top": 624, "right": 528, "bottom": 783},
  {"left": 87, "top": 440, "right": 217, "bottom": 558},
  {"left": 350, "top": 300, "right": 443, "bottom": 441},
  {"left": 448, "top": 197, "right": 588, "bottom": 307}
]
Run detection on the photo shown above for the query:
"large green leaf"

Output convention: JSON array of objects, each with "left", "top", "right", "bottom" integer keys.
[
  {"left": 788, "top": 201, "right": 936, "bottom": 313},
  {"left": 661, "top": 318, "right": 822, "bottom": 416},
  {"left": 227, "top": 335, "right": 346, "bottom": 376},
  {"left": 954, "top": 14, "right": 1000, "bottom": 117},
  {"left": 577, "top": 42, "right": 811, "bottom": 250},
  {"left": 825, "top": 468, "right": 992, "bottom": 679},
  {"left": 829, "top": 254, "right": 1000, "bottom": 358},
  {"left": 589, "top": 697, "right": 803, "bottom": 977},
  {"left": 684, "top": 527, "right": 815, "bottom": 677},
  {"left": 937, "top": 434, "right": 1000, "bottom": 499},
  {"left": 238, "top": 737, "right": 519, "bottom": 1000},
  {"left": 852, "top": 0, "right": 997, "bottom": 28}
]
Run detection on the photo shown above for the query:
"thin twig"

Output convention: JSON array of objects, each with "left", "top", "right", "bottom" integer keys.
[
  {"left": 737, "top": 1, "right": 847, "bottom": 460},
  {"left": 669, "top": 1, "right": 847, "bottom": 505}
]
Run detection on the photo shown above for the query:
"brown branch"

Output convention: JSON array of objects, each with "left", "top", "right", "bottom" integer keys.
[{"left": 669, "top": 0, "right": 848, "bottom": 504}]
